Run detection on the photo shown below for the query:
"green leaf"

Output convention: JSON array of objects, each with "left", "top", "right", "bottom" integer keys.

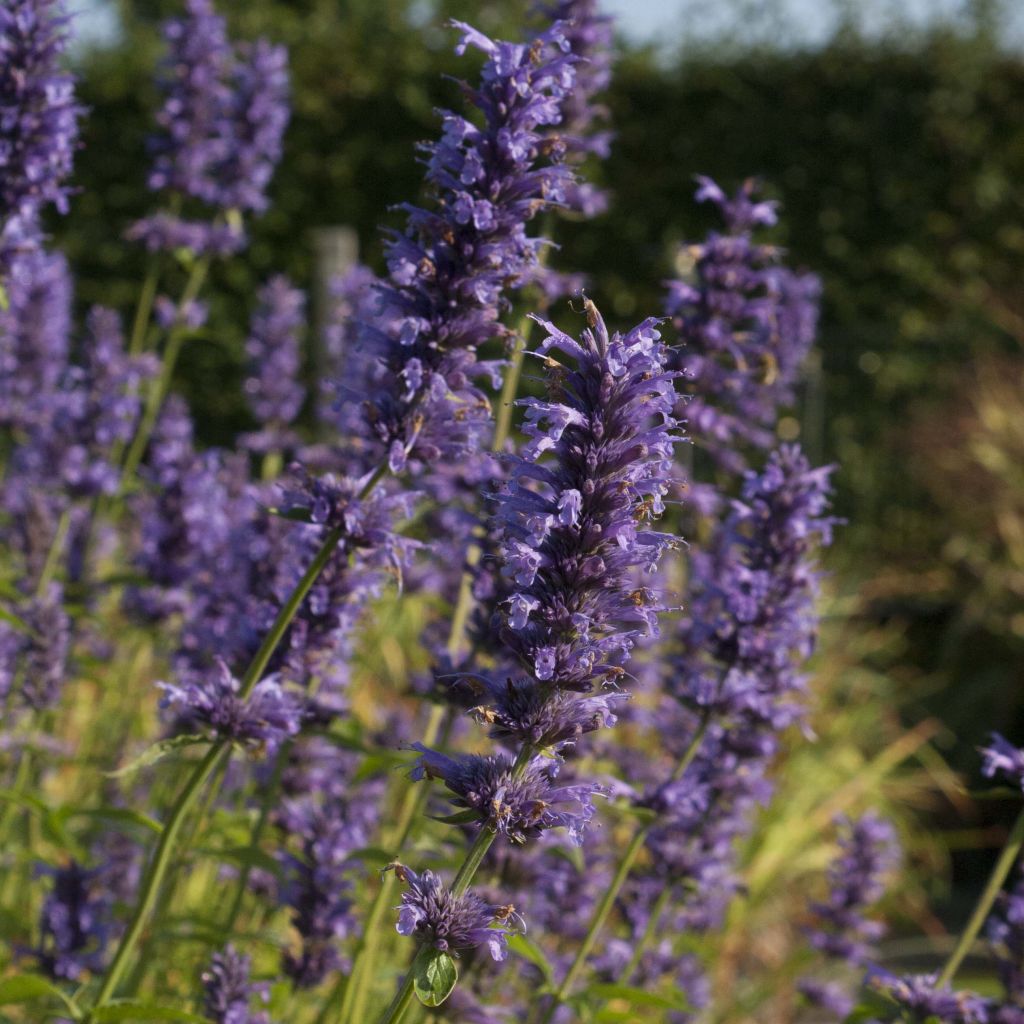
[
  {"left": 92, "top": 1001, "right": 212, "bottom": 1022},
  {"left": 265, "top": 504, "right": 314, "bottom": 524},
  {"left": 0, "top": 606, "right": 32, "bottom": 634},
  {"left": 585, "top": 983, "right": 686, "bottom": 1011},
  {"left": 199, "top": 845, "right": 282, "bottom": 879},
  {"left": 413, "top": 948, "right": 458, "bottom": 1008},
  {"left": 106, "top": 734, "right": 210, "bottom": 779},
  {"left": 507, "top": 933, "right": 555, "bottom": 986},
  {"left": 69, "top": 806, "right": 163, "bottom": 836},
  {"left": 347, "top": 846, "right": 397, "bottom": 868},
  {"left": 428, "top": 809, "right": 482, "bottom": 825},
  {"left": 0, "top": 974, "right": 81, "bottom": 1018}
]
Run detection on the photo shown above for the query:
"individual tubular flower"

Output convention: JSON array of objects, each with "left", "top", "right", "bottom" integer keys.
[
  {"left": 665, "top": 177, "right": 819, "bottom": 477},
  {"left": 201, "top": 945, "right": 271, "bottom": 1024},
  {"left": 0, "top": 584, "right": 70, "bottom": 712},
  {"left": 490, "top": 301, "right": 680, "bottom": 712},
  {"left": 391, "top": 864, "right": 512, "bottom": 962},
  {"left": 159, "top": 658, "right": 301, "bottom": 753},
  {"left": 799, "top": 813, "right": 900, "bottom": 1017},
  {"left": 243, "top": 275, "right": 306, "bottom": 450},
  {"left": 982, "top": 734, "right": 1024, "bottom": 791},
  {"left": 0, "top": 0, "right": 82, "bottom": 274},
  {"left": 410, "top": 745, "right": 602, "bottom": 846},
  {"left": 350, "top": 20, "right": 578, "bottom": 477},
  {"left": 33, "top": 861, "right": 110, "bottom": 981}
]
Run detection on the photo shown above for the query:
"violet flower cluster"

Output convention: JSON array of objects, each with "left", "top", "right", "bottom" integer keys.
[
  {"left": 665, "top": 177, "right": 820, "bottom": 484},
  {"left": 799, "top": 812, "right": 900, "bottom": 1018},
  {"left": 202, "top": 945, "right": 272, "bottom": 1024},
  {"left": 0, "top": 0, "right": 81, "bottom": 275},
  {"left": 128, "top": 0, "right": 289, "bottom": 255}
]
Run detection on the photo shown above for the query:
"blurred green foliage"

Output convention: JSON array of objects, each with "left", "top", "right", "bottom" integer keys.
[{"left": 58, "top": 1, "right": 1024, "bottom": 760}]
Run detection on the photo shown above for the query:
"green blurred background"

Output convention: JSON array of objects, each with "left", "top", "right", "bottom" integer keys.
[{"left": 58, "top": 0, "right": 1024, "bottom": 941}]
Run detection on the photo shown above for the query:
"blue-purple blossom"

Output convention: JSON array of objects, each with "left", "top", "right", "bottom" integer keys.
[
  {"left": 159, "top": 658, "right": 301, "bottom": 752},
  {"left": 665, "top": 177, "right": 819, "bottom": 478},
  {"left": 489, "top": 301, "right": 679, "bottom": 710},
  {"left": 244, "top": 275, "right": 306, "bottom": 449},
  {"left": 202, "top": 945, "right": 271, "bottom": 1024},
  {"left": 0, "top": 583, "right": 70, "bottom": 711},
  {"left": 350, "top": 21, "right": 577, "bottom": 477},
  {"left": 982, "top": 734, "right": 1024, "bottom": 791},
  {"left": 391, "top": 864, "right": 513, "bottom": 961},
  {"left": 410, "top": 745, "right": 602, "bottom": 845},
  {"left": 33, "top": 860, "right": 109, "bottom": 981},
  {"left": 868, "top": 969, "right": 992, "bottom": 1023},
  {"left": 989, "top": 871, "right": 1024, "bottom": 1014},
  {"left": 0, "top": 0, "right": 82, "bottom": 273}
]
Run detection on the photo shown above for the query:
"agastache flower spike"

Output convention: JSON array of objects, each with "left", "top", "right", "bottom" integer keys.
[
  {"left": 351, "top": 21, "right": 578, "bottom": 476},
  {"left": 0, "top": 0, "right": 82, "bottom": 274},
  {"left": 390, "top": 864, "right": 512, "bottom": 962},
  {"left": 201, "top": 945, "right": 272, "bottom": 1024}
]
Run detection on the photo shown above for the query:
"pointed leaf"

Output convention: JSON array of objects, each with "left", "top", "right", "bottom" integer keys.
[
  {"left": 413, "top": 948, "right": 458, "bottom": 1008},
  {"left": 93, "top": 1001, "right": 212, "bottom": 1022},
  {"left": 106, "top": 734, "right": 210, "bottom": 779},
  {"left": 0, "top": 974, "right": 81, "bottom": 1017}
]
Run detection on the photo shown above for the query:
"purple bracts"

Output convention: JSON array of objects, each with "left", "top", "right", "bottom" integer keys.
[
  {"left": 0, "top": 0, "right": 81, "bottom": 273},
  {"left": 353, "top": 21, "right": 577, "bottom": 476},
  {"left": 392, "top": 865, "right": 511, "bottom": 962},
  {"left": 981, "top": 734, "right": 1024, "bottom": 791},
  {"left": 202, "top": 946, "right": 271, "bottom": 1024},
  {"left": 34, "top": 861, "right": 109, "bottom": 981},
  {"left": 988, "top": 871, "right": 1024, "bottom": 1007},
  {"left": 868, "top": 969, "right": 992, "bottom": 1023}
]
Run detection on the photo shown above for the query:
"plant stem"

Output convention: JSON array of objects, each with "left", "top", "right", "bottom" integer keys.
[
  {"left": 35, "top": 508, "right": 71, "bottom": 597},
  {"left": 539, "top": 713, "right": 711, "bottom": 1022},
  {"left": 118, "top": 256, "right": 211, "bottom": 495},
  {"left": 935, "top": 804, "right": 1024, "bottom": 987},
  {"left": 620, "top": 884, "right": 672, "bottom": 982},
  {"left": 128, "top": 257, "right": 161, "bottom": 357},
  {"left": 86, "top": 741, "right": 230, "bottom": 1019}
]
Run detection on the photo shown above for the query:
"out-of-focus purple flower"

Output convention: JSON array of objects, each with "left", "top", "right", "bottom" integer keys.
[
  {"left": 988, "top": 871, "right": 1024, "bottom": 1006},
  {"left": 33, "top": 860, "right": 109, "bottom": 981},
  {"left": 868, "top": 969, "right": 992, "bottom": 1023},
  {"left": 349, "top": 20, "right": 578, "bottom": 477},
  {"left": 0, "top": 247, "right": 71, "bottom": 429},
  {"left": 0, "top": 584, "right": 70, "bottom": 711},
  {"left": 982, "top": 734, "right": 1024, "bottom": 791},
  {"left": 391, "top": 864, "right": 513, "bottom": 962},
  {"left": 153, "top": 293, "right": 209, "bottom": 331},
  {"left": 243, "top": 276, "right": 305, "bottom": 447},
  {"left": 159, "top": 658, "right": 301, "bottom": 753},
  {"left": 201, "top": 945, "right": 271, "bottom": 1024},
  {"left": 665, "top": 177, "right": 819, "bottom": 477},
  {"left": 799, "top": 813, "right": 899, "bottom": 1014},
  {"left": 0, "top": 0, "right": 82, "bottom": 273},
  {"left": 483, "top": 302, "right": 679, "bottom": 726},
  {"left": 125, "top": 213, "right": 245, "bottom": 256},
  {"left": 410, "top": 745, "right": 602, "bottom": 845}
]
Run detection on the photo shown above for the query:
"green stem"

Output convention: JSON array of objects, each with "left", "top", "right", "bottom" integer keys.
[
  {"left": 35, "top": 508, "right": 71, "bottom": 597},
  {"left": 935, "top": 804, "right": 1024, "bottom": 987},
  {"left": 128, "top": 258, "right": 161, "bottom": 357},
  {"left": 86, "top": 742, "right": 230, "bottom": 1019},
  {"left": 540, "top": 713, "right": 711, "bottom": 1023},
  {"left": 492, "top": 330, "right": 527, "bottom": 453},
  {"left": 620, "top": 884, "right": 672, "bottom": 983},
  {"left": 118, "top": 257, "right": 211, "bottom": 495},
  {"left": 335, "top": 705, "right": 450, "bottom": 1024}
]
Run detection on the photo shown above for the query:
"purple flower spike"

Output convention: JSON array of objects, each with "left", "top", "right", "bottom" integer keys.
[
  {"left": 159, "top": 658, "right": 301, "bottom": 753},
  {"left": 391, "top": 864, "right": 514, "bottom": 962},
  {"left": 988, "top": 870, "right": 1024, "bottom": 1006},
  {"left": 0, "top": 0, "right": 82, "bottom": 274},
  {"left": 493, "top": 300, "right": 681, "bottom": 701},
  {"left": 868, "top": 968, "right": 992, "bottom": 1023},
  {"left": 410, "top": 744, "right": 603, "bottom": 845},
  {"left": 202, "top": 945, "right": 271, "bottom": 1024},
  {"left": 244, "top": 276, "right": 306, "bottom": 449},
  {"left": 34, "top": 861, "right": 110, "bottom": 982}
]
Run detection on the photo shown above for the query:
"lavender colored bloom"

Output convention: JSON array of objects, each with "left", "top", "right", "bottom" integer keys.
[
  {"left": 243, "top": 276, "right": 305, "bottom": 446},
  {"left": 410, "top": 745, "right": 602, "bottom": 845},
  {"left": 868, "top": 969, "right": 992, "bottom": 1023},
  {"left": 665, "top": 177, "right": 819, "bottom": 476},
  {"left": 350, "top": 20, "right": 577, "bottom": 477},
  {"left": 34, "top": 861, "right": 109, "bottom": 981},
  {"left": 982, "top": 734, "right": 1024, "bottom": 791},
  {"left": 0, "top": 247, "right": 71, "bottom": 429},
  {"left": 988, "top": 871, "right": 1024, "bottom": 1006},
  {"left": 391, "top": 864, "right": 513, "bottom": 961},
  {"left": 489, "top": 301, "right": 679, "bottom": 709},
  {"left": 159, "top": 658, "right": 301, "bottom": 753},
  {"left": 202, "top": 946, "right": 271, "bottom": 1024},
  {"left": 0, "top": 584, "right": 70, "bottom": 711},
  {"left": 0, "top": 0, "right": 82, "bottom": 273},
  {"left": 125, "top": 213, "right": 245, "bottom": 256}
]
